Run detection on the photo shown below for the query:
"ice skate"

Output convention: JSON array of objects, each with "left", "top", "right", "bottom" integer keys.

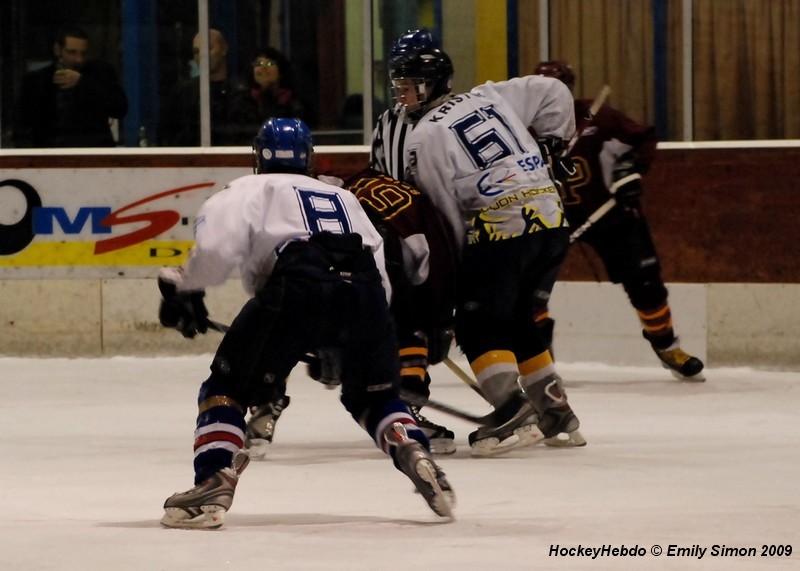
[
  {"left": 468, "top": 395, "right": 544, "bottom": 457},
  {"left": 385, "top": 422, "right": 455, "bottom": 520},
  {"left": 654, "top": 345, "right": 705, "bottom": 382},
  {"left": 245, "top": 395, "right": 290, "bottom": 460},
  {"left": 644, "top": 332, "right": 705, "bottom": 381},
  {"left": 161, "top": 451, "right": 250, "bottom": 530},
  {"left": 518, "top": 375, "right": 586, "bottom": 448},
  {"left": 409, "top": 405, "right": 456, "bottom": 455}
]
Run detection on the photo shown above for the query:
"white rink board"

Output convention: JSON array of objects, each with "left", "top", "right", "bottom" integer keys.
[
  {"left": 2, "top": 278, "right": 800, "bottom": 367},
  {"left": 549, "top": 282, "right": 707, "bottom": 367}
]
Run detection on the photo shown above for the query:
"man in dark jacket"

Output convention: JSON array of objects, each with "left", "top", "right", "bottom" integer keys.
[{"left": 14, "top": 26, "right": 128, "bottom": 148}]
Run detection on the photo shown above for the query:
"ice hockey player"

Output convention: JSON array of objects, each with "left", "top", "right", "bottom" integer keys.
[
  {"left": 363, "top": 30, "right": 461, "bottom": 453},
  {"left": 533, "top": 60, "right": 704, "bottom": 381},
  {"left": 156, "top": 117, "right": 455, "bottom": 528},
  {"left": 244, "top": 168, "right": 460, "bottom": 456},
  {"left": 387, "top": 30, "right": 585, "bottom": 455},
  {"left": 347, "top": 168, "right": 460, "bottom": 453}
]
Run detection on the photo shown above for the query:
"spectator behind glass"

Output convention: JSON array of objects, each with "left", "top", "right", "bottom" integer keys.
[
  {"left": 228, "top": 47, "right": 307, "bottom": 133},
  {"left": 160, "top": 28, "right": 249, "bottom": 146},
  {"left": 13, "top": 25, "right": 128, "bottom": 147}
]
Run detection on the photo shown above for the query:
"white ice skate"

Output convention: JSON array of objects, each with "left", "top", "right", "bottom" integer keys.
[
  {"left": 161, "top": 451, "right": 250, "bottom": 530},
  {"left": 385, "top": 422, "right": 455, "bottom": 520},
  {"left": 468, "top": 397, "right": 545, "bottom": 457}
]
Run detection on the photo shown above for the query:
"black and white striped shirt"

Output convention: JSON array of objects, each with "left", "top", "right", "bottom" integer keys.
[{"left": 371, "top": 107, "right": 412, "bottom": 181}]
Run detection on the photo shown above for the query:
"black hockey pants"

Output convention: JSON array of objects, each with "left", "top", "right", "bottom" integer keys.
[
  {"left": 207, "top": 233, "right": 401, "bottom": 419},
  {"left": 455, "top": 228, "right": 569, "bottom": 363}
]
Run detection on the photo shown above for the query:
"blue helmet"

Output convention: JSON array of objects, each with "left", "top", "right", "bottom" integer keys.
[
  {"left": 388, "top": 28, "right": 453, "bottom": 118},
  {"left": 253, "top": 117, "right": 313, "bottom": 174}
]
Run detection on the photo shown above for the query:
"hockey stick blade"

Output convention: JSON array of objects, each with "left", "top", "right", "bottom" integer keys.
[
  {"left": 400, "top": 390, "right": 497, "bottom": 425},
  {"left": 207, "top": 319, "right": 230, "bottom": 333}
]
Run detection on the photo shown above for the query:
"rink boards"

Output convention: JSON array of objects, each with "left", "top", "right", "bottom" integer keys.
[{"left": 0, "top": 145, "right": 798, "bottom": 366}]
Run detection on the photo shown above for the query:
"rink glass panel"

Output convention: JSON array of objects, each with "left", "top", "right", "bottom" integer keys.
[{"left": 1, "top": 0, "right": 799, "bottom": 148}]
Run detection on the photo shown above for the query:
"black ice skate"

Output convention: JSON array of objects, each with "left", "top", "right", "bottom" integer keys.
[
  {"left": 161, "top": 451, "right": 250, "bottom": 530},
  {"left": 385, "top": 422, "right": 455, "bottom": 520},
  {"left": 408, "top": 405, "right": 456, "bottom": 455},
  {"left": 468, "top": 394, "right": 544, "bottom": 457},
  {"left": 245, "top": 395, "right": 291, "bottom": 460},
  {"left": 517, "top": 374, "right": 586, "bottom": 448}
]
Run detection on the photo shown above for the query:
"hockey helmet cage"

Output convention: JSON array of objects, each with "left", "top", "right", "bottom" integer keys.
[
  {"left": 534, "top": 60, "right": 576, "bottom": 91},
  {"left": 253, "top": 117, "right": 313, "bottom": 174}
]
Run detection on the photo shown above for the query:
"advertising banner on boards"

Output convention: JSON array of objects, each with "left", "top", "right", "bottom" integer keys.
[{"left": 0, "top": 168, "right": 244, "bottom": 278}]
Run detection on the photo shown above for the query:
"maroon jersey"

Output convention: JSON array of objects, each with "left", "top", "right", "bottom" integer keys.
[
  {"left": 346, "top": 169, "right": 458, "bottom": 333},
  {"left": 562, "top": 100, "right": 657, "bottom": 225}
]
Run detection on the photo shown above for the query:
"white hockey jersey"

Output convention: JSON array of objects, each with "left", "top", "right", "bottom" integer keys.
[
  {"left": 165, "top": 173, "right": 391, "bottom": 301},
  {"left": 404, "top": 75, "right": 576, "bottom": 246}
]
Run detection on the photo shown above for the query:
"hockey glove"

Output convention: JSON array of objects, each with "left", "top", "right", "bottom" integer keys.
[
  {"left": 537, "top": 136, "right": 577, "bottom": 188},
  {"left": 306, "top": 348, "right": 342, "bottom": 388},
  {"left": 427, "top": 327, "right": 455, "bottom": 365},
  {"left": 157, "top": 277, "right": 209, "bottom": 338},
  {"left": 611, "top": 151, "right": 643, "bottom": 207}
]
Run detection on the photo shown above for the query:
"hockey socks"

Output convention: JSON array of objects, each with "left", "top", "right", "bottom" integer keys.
[{"left": 193, "top": 380, "right": 247, "bottom": 484}]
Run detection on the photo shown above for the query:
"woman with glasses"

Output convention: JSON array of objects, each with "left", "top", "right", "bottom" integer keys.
[{"left": 231, "top": 47, "right": 308, "bottom": 131}]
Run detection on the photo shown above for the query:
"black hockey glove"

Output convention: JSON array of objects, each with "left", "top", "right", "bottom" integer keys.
[
  {"left": 157, "top": 277, "right": 209, "bottom": 339},
  {"left": 427, "top": 327, "right": 455, "bottom": 365},
  {"left": 611, "top": 151, "right": 643, "bottom": 208},
  {"left": 306, "top": 348, "right": 342, "bottom": 388},
  {"left": 537, "top": 136, "right": 577, "bottom": 188}
]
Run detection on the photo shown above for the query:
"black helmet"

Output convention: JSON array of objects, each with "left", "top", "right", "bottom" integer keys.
[{"left": 389, "top": 29, "right": 453, "bottom": 118}]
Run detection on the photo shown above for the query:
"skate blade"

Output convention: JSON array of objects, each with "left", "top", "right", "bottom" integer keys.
[
  {"left": 161, "top": 505, "right": 227, "bottom": 530},
  {"left": 245, "top": 438, "right": 270, "bottom": 461},
  {"left": 668, "top": 369, "right": 706, "bottom": 382},
  {"left": 415, "top": 459, "right": 454, "bottom": 520},
  {"left": 429, "top": 437, "right": 457, "bottom": 455},
  {"left": 543, "top": 429, "right": 587, "bottom": 447},
  {"left": 470, "top": 423, "right": 545, "bottom": 457}
]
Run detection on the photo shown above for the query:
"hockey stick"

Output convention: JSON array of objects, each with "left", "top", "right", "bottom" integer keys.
[
  {"left": 562, "top": 84, "right": 611, "bottom": 158},
  {"left": 207, "top": 319, "right": 230, "bottom": 333},
  {"left": 400, "top": 389, "right": 496, "bottom": 425},
  {"left": 443, "top": 357, "right": 486, "bottom": 398},
  {"left": 206, "top": 318, "right": 497, "bottom": 424},
  {"left": 568, "top": 172, "right": 641, "bottom": 243}
]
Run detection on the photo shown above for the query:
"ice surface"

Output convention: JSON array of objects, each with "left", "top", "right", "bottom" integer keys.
[{"left": 1, "top": 356, "right": 798, "bottom": 570}]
